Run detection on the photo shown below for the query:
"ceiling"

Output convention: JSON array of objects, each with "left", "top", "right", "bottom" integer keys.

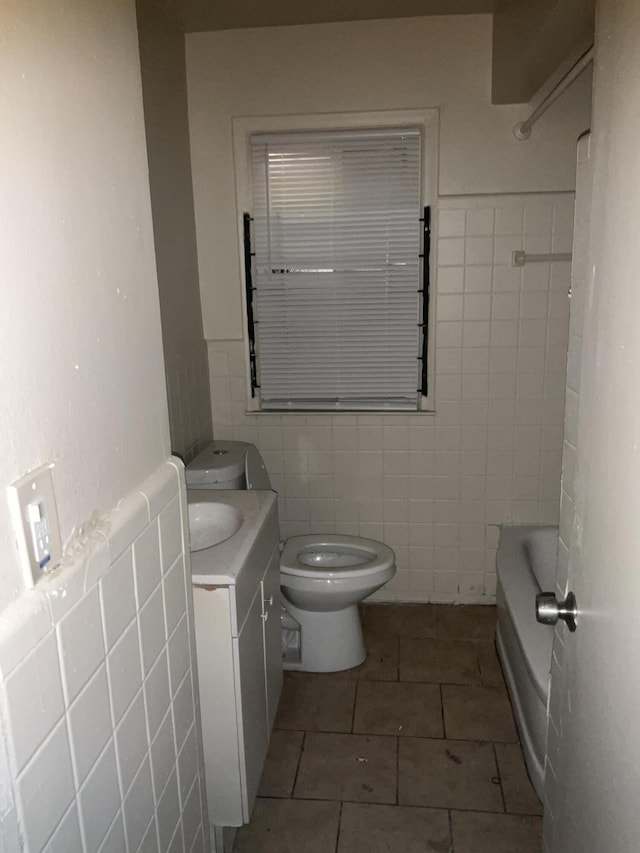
[
  {"left": 156, "top": 0, "right": 593, "bottom": 105},
  {"left": 164, "top": 0, "right": 500, "bottom": 33}
]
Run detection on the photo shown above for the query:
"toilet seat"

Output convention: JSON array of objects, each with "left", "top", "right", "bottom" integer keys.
[{"left": 281, "top": 534, "right": 395, "bottom": 580}]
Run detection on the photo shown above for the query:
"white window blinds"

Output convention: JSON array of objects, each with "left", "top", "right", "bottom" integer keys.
[{"left": 249, "top": 128, "right": 422, "bottom": 411}]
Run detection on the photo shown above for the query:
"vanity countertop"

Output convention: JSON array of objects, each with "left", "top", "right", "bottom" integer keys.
[{"left": 188, "top": 489, "right": 278, "bottom": 586}]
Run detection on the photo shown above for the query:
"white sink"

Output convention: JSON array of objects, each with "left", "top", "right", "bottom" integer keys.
[{"left": 188, "top": 502, "right": 243, "bottom": 552}]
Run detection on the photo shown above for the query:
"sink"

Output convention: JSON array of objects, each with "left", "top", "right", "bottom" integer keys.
[{"left": 188, "top": 502, "right": 243, "bottom": 552}]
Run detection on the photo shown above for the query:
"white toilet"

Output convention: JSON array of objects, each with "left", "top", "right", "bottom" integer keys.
[{"left": 186, "top": 441, "right": 396, "bottom": 672}]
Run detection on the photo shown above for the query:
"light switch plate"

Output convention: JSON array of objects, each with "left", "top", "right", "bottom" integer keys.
[{"left": 8, "top": 464, "right": 63, "bottom": 587}]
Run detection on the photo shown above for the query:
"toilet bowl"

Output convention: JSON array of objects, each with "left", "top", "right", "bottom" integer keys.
[
  {"left": 280, "top": 535, "right": 395, "bottom": 671},
  {"left": 186, "top": 441, "right": 396, "bottom": 672}
]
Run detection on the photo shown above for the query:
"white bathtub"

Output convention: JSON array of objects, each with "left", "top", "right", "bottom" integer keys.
[{"left": 496, "top": 524, "right": 558, "bottom": 801}]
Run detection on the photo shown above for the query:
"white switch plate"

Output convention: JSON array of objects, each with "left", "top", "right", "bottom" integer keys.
[{"left": 8, "top": 464, "right": 62, "bottom": 587}]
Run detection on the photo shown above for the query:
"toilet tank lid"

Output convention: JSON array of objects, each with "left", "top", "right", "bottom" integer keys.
[{"left": 185, "top": 441, "right": 249, "bottom": 486}]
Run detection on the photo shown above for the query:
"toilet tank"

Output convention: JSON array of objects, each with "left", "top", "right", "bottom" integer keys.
[
  {"left": 186, "top": 441, "right": 272, "bottom": 491},
  {"left": 185, "top": 441, "right": 249, "bottom": 489}
]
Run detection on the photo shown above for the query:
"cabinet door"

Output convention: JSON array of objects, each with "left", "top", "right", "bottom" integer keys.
[
  {"left": 261, "top": 546, "right": 283, "bottom": 734},
  {"left": 235, "top": 588, "right": 269, "bottom": 823},
  {"left": 193, "top": 586, "right": 243, "bottom": 827}
]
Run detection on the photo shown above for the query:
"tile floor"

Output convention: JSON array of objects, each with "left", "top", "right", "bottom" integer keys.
[{"left": 233, "top": 604, "right": 543, "bottom": 853}]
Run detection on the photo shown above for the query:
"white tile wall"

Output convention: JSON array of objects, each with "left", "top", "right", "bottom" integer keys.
[
  {"left": 208, "top": 192, "right": 574, "bottom": 604},
  {"left": 0, "top": 460, "right": 209, "bottom": 853},
  {"left": 165, "top": 340, "right": 213, "bottom": 464}
]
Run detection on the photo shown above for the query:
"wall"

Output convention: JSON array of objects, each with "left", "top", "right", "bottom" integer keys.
[
  {"left": 185, "top": 14, "right": 589, "bottom": 603},
  {"left": 0, "top": 0, "right": 207, "bottom": 848},
  {"left": 210, "top": 192, "right": 573, "bottom": 602},
  {"left": 492, "top": 0, "right": 595, "bottom": 103},
  {"left": 136, "top": 0, "right": 213, "bottom": 462},
  {"left": 0, "top": 464, "right": 208, "bottom": 852},
  {"left": 186, "top": 15, "right": 590, "bottom": 341},
  {"left": 178, "top": 0, "right": 485, "bottom": 31},
  {"left": 0, "top": 0, "right": 168, "bottom": 611}
]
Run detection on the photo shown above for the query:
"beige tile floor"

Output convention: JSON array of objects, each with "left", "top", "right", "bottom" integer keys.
[{"left": 233, "top": 604, "right": 543, "bottom": 853}]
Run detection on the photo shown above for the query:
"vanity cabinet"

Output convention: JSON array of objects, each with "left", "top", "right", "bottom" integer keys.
[{"left": 191, "top": 495, "right": 282, "bottom": 830}]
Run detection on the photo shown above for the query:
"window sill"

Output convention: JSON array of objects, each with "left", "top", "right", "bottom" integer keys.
[{"left": 244, "top": 409, "right": 436, "bottom": 418}]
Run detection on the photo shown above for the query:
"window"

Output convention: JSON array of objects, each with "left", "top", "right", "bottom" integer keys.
[{"left": 235, "top": 114, "right": 437, "bottom": 412}]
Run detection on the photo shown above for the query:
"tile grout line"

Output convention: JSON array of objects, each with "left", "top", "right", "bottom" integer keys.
[
  {"left": 439, "top": 683, "right": 447, "bottom": 739},
  {"left": 394, "top": 635, "right": 400, "bottom": 682},
  {"left": 350, "top": 681, "right": 358, "bottom": 734},
  {"left": 492, "top": 742, "right": 508, "bottom": 814},
  {"left": 334, "top": 800, "right": 343, "bottom": 853},
  {"left": 395, "top": 734, "right": 400, "bottom": 806},
  {"left": 474, "top": 641, "right": 483, "bottom": 684},
  {"left": 277, "top": 725, "right": 518, "bottom": 746},
  {"left": 290, "top": 731, "right": 306, "bottom": 799},
  {"left": 263, "top": 792, "right": 531, "bottom": 816}
]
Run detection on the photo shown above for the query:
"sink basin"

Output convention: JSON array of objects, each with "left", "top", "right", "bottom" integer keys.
[{"left": 188, "top": 502, "right": 243, "bottom": 552}]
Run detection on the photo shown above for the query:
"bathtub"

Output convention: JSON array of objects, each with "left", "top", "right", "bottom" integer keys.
[{"left": 496, "top": 524, "right": 558, "bottom": 801}]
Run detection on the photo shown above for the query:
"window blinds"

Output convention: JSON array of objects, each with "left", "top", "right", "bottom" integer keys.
[{"left": 249, "top": 128, "right": 422, "bottom": 410}]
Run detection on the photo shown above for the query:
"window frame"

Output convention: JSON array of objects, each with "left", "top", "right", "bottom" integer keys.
[{"left": 232, "top": 109, "right": 439, "bottom": 413}]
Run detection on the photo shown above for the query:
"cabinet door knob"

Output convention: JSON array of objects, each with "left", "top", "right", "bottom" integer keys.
[{"left": 264, "top": 595, "right": 274, "bottom": 607}]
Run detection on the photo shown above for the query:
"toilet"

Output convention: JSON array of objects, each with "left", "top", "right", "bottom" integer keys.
[{"left": 186, "top": 440, "right": 396, "bottom": 672}]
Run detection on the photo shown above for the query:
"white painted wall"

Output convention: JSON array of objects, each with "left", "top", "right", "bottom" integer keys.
[
  {"left": 137, "top": 0, "right": 213, "bottom": 462},
  {"left": 0, "top": 3, "right": 210, "bottom": 850},
  {"left": 0, "top": 0, "right": 169, "bottom": 611},
  {"left": 186, "top": 14, "right": 591, "bottom": 340}
]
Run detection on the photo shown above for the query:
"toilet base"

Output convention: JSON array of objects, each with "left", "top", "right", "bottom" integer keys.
[{"left": 281, "top": 601, "right": 366, "bottom": 672}]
